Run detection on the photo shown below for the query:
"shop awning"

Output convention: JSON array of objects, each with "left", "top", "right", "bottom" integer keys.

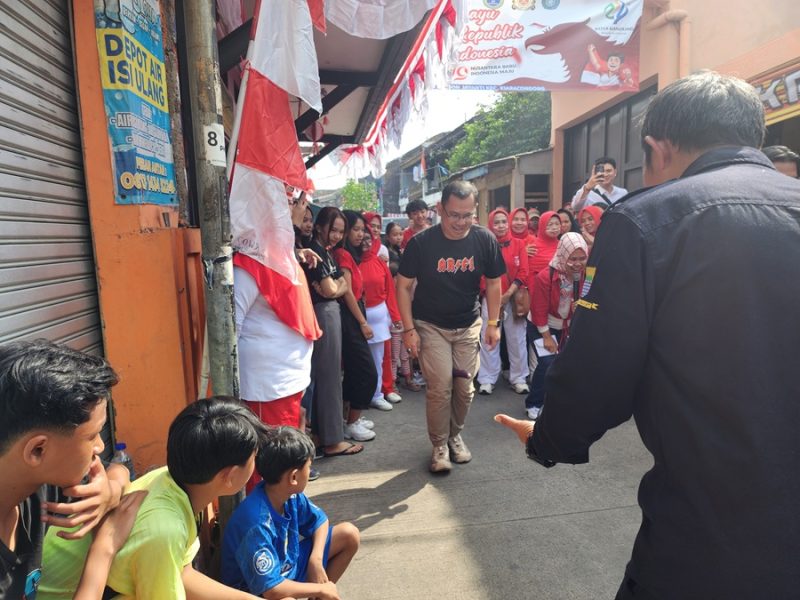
[{"left": 216, "top": 1, "right": 438, "bottom": 170}]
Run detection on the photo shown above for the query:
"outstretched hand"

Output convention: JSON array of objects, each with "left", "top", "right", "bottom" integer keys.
[{"left": 494, "top": 414, "right": 534, "bottom": 446}]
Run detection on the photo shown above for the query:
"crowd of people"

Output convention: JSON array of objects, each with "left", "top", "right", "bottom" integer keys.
[{"left": 3, "top": 70, "right": 799, "bottom": 599}]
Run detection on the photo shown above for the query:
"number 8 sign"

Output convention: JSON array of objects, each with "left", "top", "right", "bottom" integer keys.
[{"left": 203, "top": 123, "right": 227, "bottom": 168}]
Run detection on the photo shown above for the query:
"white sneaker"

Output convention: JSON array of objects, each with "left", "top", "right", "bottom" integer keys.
[
  {"left": 344, "top": 420, "right": 376, "bottom": 441},
  {"left": 448, "top": 434, "right": 472, "bottom": 464},
  {"left": 370, "top": 396, "right": 393, "bottom": 411},
  {"left": 526, "top": 406, "right": 541, "bottom": 420},
  {"left": 386, "top": 391, "right": 402, "bottom": 403},
  {"left": 478, "top": 383, "right": 494, "bottom": 395},
  {"left": 411, "top": 372, "right": 426, "bottom": 386},
  {"left": 430, "top": 445, "right": 452, "bottom": 473},
  {"left": 512, "top": 383, "right": 530, "bottom": 395},
  {"left": 357, "top": 416, "right": 374, "bottom": 429}
]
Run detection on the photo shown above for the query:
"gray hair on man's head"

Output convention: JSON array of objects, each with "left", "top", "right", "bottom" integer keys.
[{"left": 641, "top": 71, "right": 766, "bottom": 163}]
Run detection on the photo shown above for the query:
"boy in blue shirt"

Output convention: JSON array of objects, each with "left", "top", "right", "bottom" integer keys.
[{"left": 221, "top": 427, "right": 359, "bottom": 599}]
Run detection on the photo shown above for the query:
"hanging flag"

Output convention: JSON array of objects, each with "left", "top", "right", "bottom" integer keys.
[
  {"left": 251, "top": 0, "right": 322, "bottom": 113},
  {"left": 325, "top": 0, "right": 437, "bottom": 40},
  {"left": 236, "top": 70, "right": 310, "bottom": 191},
  {"left": 450, "top": 0, "right": 643, "bottom": 92},
  {"left": 307, "top": 0, "right": 326, "bottom": 33},
  {"left": 226, "top": 1, "right": 322, "bottom": 341}
]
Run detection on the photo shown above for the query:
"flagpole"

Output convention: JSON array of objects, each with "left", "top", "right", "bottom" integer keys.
[
  {"left": 227, "top": 0, "right": 261, "bottom": 181},
  {"left": 226, "top": 40, "right": 254, "bottom": 182}
]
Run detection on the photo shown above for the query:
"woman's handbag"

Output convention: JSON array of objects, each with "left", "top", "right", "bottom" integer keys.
[{"left": 511, "top": 286, "right": 530, "bottom": 318}]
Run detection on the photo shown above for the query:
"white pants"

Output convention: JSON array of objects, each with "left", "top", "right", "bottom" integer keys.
[
  {"left": 369, "top": 341, "right": 385, "bottom": 401},
  {"left": 477, "top": 297, "right": 529, "bottom": 386}
]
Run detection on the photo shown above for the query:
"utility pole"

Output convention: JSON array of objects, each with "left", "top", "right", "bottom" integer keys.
[
  {"left": 183, "top": 1, "right": 239, "bottom": 398},
  {"left": 182, "top": 0, "right": 243, "bottom": 524}
]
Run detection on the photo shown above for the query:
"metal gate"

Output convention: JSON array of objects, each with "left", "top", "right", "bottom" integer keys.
[{"left": 0, "top": 0, "right": 104, "bottom": 354}]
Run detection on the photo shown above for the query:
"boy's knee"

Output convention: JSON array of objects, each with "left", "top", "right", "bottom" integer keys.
[{"left": 334, "top": 522, "right": 360, "bottom": 550}]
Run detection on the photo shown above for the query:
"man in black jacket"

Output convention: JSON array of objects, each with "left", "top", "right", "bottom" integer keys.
[{"left": 497, "top": 71, "right": 800, "bottom": 598}]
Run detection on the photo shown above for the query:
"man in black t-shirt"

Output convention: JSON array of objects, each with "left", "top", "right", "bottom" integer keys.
[
  {"left": 397, "top": 181, "right": 506, "bottom": 473},
  {"left": 0, "top": 340, "right": 132, "bottom": 599}
]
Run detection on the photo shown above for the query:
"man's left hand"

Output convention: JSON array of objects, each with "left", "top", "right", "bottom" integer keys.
[
  {"left": 44, "top": 457, "right": 123, "bottom": 539},
  {"left": 484, "top": 324, "right": 501, "bottom": 350}
]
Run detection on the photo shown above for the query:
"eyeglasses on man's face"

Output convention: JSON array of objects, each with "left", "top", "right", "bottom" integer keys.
[{"left": 444, "top": 209, "right": 475, "bottom": 222}]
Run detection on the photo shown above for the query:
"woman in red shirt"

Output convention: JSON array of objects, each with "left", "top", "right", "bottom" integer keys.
[
  {"left": 525, "top": 232, "right": 588, "bottom": 420},
  {"left": 360, "top": 223, "right": 404, "bottom": 412},
  {"left": 364, "top": 212, "right": 403, "bottom": 404},
  {"left": 578, "top": 205, "right": 604, "bottom": 252},
  {"left": 477, "top": 208, "right": 530, "bottom": 395},
  {"left": 527, "top": 211, "right": 561, "bottom": 281}
]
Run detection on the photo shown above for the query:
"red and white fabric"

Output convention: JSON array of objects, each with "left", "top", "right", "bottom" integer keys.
[
  {"left": 229, "top": 0, "right": 322, "bottom": 346},
  {"left": 233, "top": 268, "right": 313, "bottom": 401},
  {"left": 325, "top": 0, "right": 437, "bottom": 40},
  {"left": 331, "top": 0, "right": 467, "bottom": 179},
  {"left": 250, "top": 0, "right": 322, "bottom": 113}
]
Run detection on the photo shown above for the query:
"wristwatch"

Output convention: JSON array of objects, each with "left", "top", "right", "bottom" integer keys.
[{"left": 486, "top": 319, "right": 500, "bottom": 327}]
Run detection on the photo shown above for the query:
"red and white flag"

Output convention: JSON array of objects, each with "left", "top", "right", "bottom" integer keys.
[
  {"left": 227, "top": 1, "right": 322, "bottom": 341},
  {"left": 251, "top": 0, "right": 322, "bottom": 113}
]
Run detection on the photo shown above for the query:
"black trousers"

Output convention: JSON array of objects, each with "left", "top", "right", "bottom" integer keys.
[{"left": 340, "top": 301, "right": 378, "bottom": 411}]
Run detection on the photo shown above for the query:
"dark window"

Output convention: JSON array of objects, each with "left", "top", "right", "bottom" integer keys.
[
  {"left": 563, "top": 87, "right": 656, "bottom": 203},
  {"left": 489, "top": 186, "right": 511, "bottom": 212}
]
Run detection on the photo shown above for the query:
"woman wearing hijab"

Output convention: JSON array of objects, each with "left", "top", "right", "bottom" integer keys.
[
  {"left": 578, "top": 205, "right": 604, "bottom": 251},
  {"left": 524, "top": 232, "right": 589, "bottom": 420},
  {"left": 528, "top": 211, "right": 561, "bottom": 280},
  {"left": 510, "top": 207, "right": 537, "bottom": 271},
  {"left": 360, "top": 223, "right": 404, "bottom": 410},
  {"left": 477, "top": 209, "right": 530, "bottom": 395},
  {"left": 334, "top": 211, "right": 383, "bottom": 442}
]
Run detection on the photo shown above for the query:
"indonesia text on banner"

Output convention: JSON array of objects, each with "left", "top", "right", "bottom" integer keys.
[{"left": 450, "top": 0, "right": 642, "bottom": 92}]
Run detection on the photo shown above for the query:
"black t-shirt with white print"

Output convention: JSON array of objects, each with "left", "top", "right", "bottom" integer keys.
[
  {"left": 303, "top": 239, "right": 343, "bottom": 305},
  {"left": 399, "top": 224, "right": 506, "bottom": 329}
]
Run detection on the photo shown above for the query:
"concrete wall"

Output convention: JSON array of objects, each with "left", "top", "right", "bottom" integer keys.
[{"left": 549, "top": 0, "right": 800, "bottom": 205}]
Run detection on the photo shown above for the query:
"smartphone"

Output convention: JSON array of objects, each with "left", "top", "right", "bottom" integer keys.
[{"left": 594, "top": 165, "right": 604, "bottom": 175}]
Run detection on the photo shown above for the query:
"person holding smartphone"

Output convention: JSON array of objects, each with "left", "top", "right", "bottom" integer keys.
[{"left": 571, "top": 157, "right": 628, "bottom": 212}]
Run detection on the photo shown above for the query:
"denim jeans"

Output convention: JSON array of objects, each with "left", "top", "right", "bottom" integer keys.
[{"left": 524, "top": 323, "right": 561, "bottom": 409}]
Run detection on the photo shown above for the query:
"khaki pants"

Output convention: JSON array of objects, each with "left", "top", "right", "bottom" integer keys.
[{"left": 416, "top": 318, "right": 482, "bottom": 447}]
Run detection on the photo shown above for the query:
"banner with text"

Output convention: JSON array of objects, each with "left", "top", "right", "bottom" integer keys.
[
  {"left": 450, "top": 0, "right": 643, "bottom": 92},
  {"left": 95, "top": 0, "right": 177, "bottom": 205}
]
